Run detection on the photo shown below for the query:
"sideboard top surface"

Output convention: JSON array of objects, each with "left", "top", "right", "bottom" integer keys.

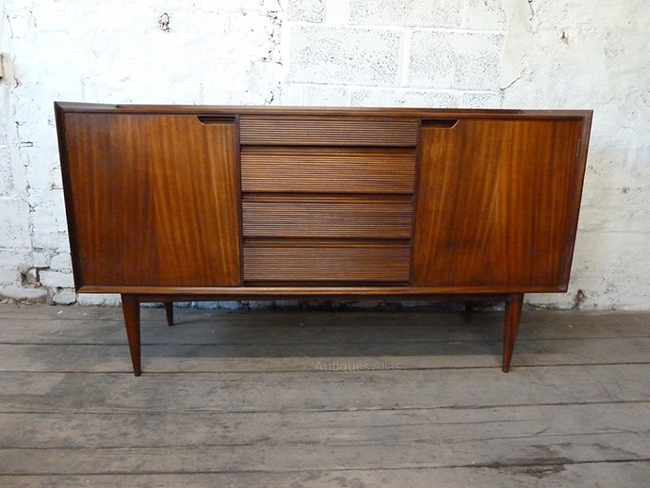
[{"left": 55, "top": 102, "right": 592, "bottom": 121}]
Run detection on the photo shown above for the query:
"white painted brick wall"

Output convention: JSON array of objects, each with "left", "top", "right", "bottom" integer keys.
[
  {"left": 0, "top": 0, "right": 648, "bottom": 310},
  {"left": 288, "top": 25, "right": 402, "bottom": 86},
  {"left": 348, "top": 0, "right": 461, "bottom": 27},
  {"left": 287, "top": 0, "right": 325, "bottom": 22},
  {"left": 408, "top": 31, "right": 505, "bottom": 89}
]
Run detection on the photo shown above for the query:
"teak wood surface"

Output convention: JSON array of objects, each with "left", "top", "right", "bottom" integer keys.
[
  {"left": 413, "top": 118, "right": 584, "bottom": 288},
  {"left": 241, "top": 146, "right": 416, "bottom": 194},
  {"left": 54, "top": 103, "right": 593, "bottom": 376},
  {"left": 61, "top": 112, "right": 241, "bottom": 287}
]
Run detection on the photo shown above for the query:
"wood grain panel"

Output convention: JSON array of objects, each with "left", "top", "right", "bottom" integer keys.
[
  {"left": 240, "top": 116, "right": 419, "bottom": 146},
  {"left": 62, "top": 113, "right": 241, "bottom": 287},
  {"left": 413, "top": 118, "right": 584, "bottom": 289},
  {"left": 242, "top": 197, "right": 413, "bottom": 239},
  {"left": 244, "top": 243, "right": 411, "bottom": 282},
  {"left": 241, "top": 147, "right": 416, "bottom": 194}
]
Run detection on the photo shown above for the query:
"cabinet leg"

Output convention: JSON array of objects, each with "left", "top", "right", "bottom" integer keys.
[
  {"left": 121, "top": 294, "right": 141, "bottom": 376},
  {"left": 164, "top": 302, "right": 174, "bottom": 326},
  {"left": 502, "top": 293, "right": 524, "bottom": 373}
]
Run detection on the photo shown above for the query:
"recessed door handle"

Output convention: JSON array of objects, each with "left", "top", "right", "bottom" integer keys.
[
  {"left": 421, "top": 119, "right": 459, "bottom": 129},
  {"left": 197, "top": 116, "right": 236, "bottom": 125}
]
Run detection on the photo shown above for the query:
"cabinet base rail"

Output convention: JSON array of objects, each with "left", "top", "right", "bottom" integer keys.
[{"left": 120, "top": 292, "right": 525, "bottom": 377}]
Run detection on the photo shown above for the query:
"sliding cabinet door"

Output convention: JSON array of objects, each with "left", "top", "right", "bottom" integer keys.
[
  {"left": 412, "top": 117, "right": 586, "bottom": 290},
  {"left": 63, "top": 113, "right": 241, "bottom": 287}
]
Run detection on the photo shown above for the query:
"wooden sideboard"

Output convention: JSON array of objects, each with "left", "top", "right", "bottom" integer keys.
[{"left": 54, "top": 102, "right": 592, "bottom": 376}]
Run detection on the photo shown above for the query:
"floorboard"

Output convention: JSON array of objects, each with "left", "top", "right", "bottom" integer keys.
[
  {"left": 1, "top": 364, "right": 649, "bottom": 413},
  {"left": 1, "top": 336, "right": 650, "bottom": 373},
  {"left": 2, "top": 461, "right": 650, "bottom": 488},
  {"left": 0, "top": 305, "right": 649, "bottom": 486}
]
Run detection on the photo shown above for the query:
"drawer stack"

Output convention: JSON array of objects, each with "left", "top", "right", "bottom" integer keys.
[{"left": 239, "top": 115, "right": 419, "bottom": 284}]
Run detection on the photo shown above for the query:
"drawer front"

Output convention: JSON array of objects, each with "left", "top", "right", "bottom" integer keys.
[
  {"left": 244, "top": 243, "right": 411, "bottom": 282},
  {"left": 241, "top": 147, "right": 415, "bottom": 194},
  {"left": 240, "top": 116, "right": 419, "bottom": 147},
  {"left": 242, "top": 197, "right": 413, "bottom": 239}
]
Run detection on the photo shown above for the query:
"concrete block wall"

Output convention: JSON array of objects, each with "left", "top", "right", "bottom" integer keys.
[
  {"left": 0, "top": 0, "right": 648, "bottom": 309},
  {"left": 282, "top": 0, "right": 507, "bottom": 107}
]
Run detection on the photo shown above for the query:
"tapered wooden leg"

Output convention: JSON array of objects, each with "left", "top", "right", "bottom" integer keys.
[
  {"left": 502, "top": 293, "right": 524, "bottom": 373},
  {"left": 164, "top": 302, "right": 174, "bottom": 326},
  {"left": 121, "top": 294, "right": 141, "bottom": 376}
]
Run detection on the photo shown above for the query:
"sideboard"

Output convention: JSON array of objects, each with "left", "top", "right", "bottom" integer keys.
[{"left": 54, "top": 102, "right": 592, "bottom": 376}]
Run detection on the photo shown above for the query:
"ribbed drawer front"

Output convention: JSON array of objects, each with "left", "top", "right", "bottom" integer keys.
[
  {"left": 241, "top": 147, "right": 415, "bottom": 194},
  {"left": 242, "top": 197, "right": 413, "bottom": 239},
  {"left": 244, "top": 243, "right": 411, "bottom": 282},
  {"left": 239, "top": 115, "right": 417, "bottom": 284},
  {"left": 240, "top": 116, "right": 419, "bottom": 147}
]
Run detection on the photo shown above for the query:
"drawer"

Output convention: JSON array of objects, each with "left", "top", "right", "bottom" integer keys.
[
  {"left": 242, "top": 196, "right": 413, "bottom": 239},
  {"left": 243, "top": 242, "right": 411, "bottom": 282},
  {"left": 239, "top": 116, "right": 419, "bottom": 147},
  {"left": 241, "top": 147, "right": 415, "bottom": 194}
]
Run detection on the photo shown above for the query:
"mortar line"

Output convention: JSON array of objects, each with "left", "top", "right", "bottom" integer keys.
[
  {"left": 285, "top": 81, "right": 500, "bottom": 95},
  {"left": 290, "top": 20, "right": 505, "bottom": 35}
]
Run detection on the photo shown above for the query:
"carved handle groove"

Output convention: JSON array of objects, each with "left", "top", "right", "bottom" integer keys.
[
  {"left": 421, "top": 119, "right": 459, "bottom": 129},
  {"left": 197, "top": 116, "right": 236, "bottom": 125}
]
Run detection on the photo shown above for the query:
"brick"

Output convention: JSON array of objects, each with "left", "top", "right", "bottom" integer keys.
[
  {"left": 0, "top": 104, "right": 12, "bottom": 196},
  {"left": 0, "top": 199, "right": 30, "bottom": 248},
  {"left": 49, "top": 253, "right": 73, "bottom": 272},
  {"left": 349, "top": 0, "right": 461, "bottom": 27},
  {"left": 351, "top": 89, "right": 459, "bottom": 108},
  {"left": 409, "top": 31, "right": 505, "bottom": 90},
  {"left": 39, "top": 270, "right": 75, "bottom": 288},
  {"left": 0, "top": 268, "right": 21, "bottom": 285},
  {"left": 0, "top": 285, "right": 47, "bottom": 303},
  {"left": 285, "top": 0, "right": 325, "bottom": 22},
  {"left": 0, "top": 249, "right": 29, "bottom": 286},
  {"left": 288, "top": 25, "right": 401, "bottom": 86},
  {"left": 31, "top": 250, "right": 50, "bottom": 268},
  {"left": 461, "top": 91, "right": 501, "bottom": 108},
  {"left": 29, "top": 191, "right": 70, "bottom": 252},
  {"left": 53, "top": 289, "right": 76, "bottom": 305},
  {"left": 0, "top": 248, "right": 30, "bottom": 269},
  {"left": 526, "top": 292, "right": 577, "bottom": 310},
  {"left": 77, "top": 294, "right": 121, "bottom": 307}
]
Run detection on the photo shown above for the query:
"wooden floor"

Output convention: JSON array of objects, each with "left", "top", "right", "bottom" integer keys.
[{"left": 0, "top": 305, "right": 649, "bottom": 487}]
